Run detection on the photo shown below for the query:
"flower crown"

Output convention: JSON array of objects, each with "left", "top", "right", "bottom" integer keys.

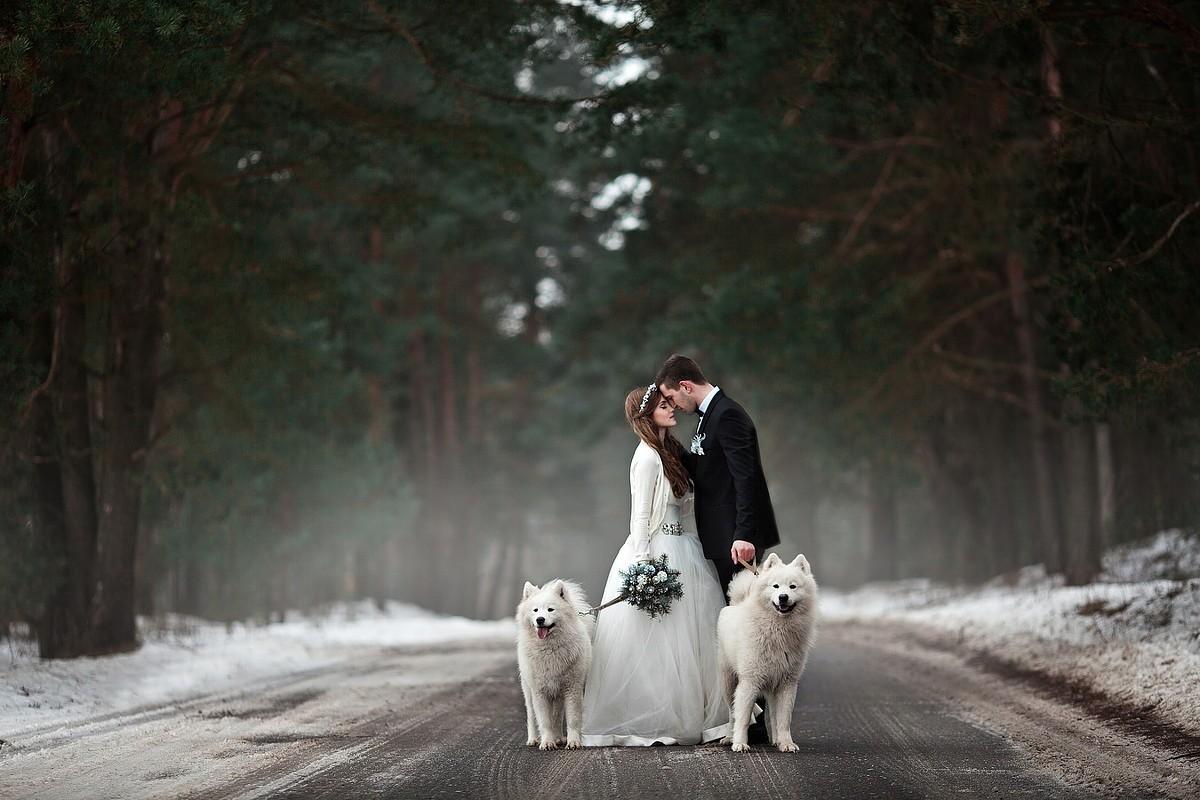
[{"left": 638, "top": 382, "right": 657, "bottom": 413}]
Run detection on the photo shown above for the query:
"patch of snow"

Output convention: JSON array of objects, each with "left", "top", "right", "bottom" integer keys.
[
  {"left": 595, "top": 56, "right": 651, "bottom": 88},
  {"left": 559, "top": 0, "right": 653, "bottom": 30},
  {"left": 0, "top": 601, "right": 513, "bottom": 738},
  {"left": 1101, "top": 528, "right": 1200, "bottom": 583},
  {"left": 823, "top": 532, "right": 1200, "bottom": 735}
]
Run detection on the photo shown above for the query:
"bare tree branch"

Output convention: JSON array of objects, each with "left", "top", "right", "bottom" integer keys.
[
  {"left": 1106, "top": 200, "right": 1200, "bottom": 270},
  {"left": 835, "top": 146, "right": 900, "bottom": 261},
  {"left": 854, "top": 276, "right": 1052, "bottom": 413},
  {"left": 932, "top": 345, "right": 1059, "bottom": 381},
  {"left": 937, "top": 363, "right": 1062, "bottom": 426}
]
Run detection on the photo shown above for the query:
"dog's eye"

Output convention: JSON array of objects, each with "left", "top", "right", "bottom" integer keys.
[
  {"left": 789, "top": 585, "right": 796, "bottom": 589},
  {"left": 547, "top": 607, "right": 554, "bottom": 612},
  {"left": 773, "top": 584, "right": 779, "bottom": 589},
  {"left": 533, "top": 608, "right": 539, "bottom": 612}
]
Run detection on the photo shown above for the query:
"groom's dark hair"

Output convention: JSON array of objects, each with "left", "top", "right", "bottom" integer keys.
[{"left": 656, "top": 354, "right": 708, "bottom": 389}]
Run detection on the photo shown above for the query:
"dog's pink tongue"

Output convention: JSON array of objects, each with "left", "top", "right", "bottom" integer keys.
[{"left": 537, "top": 627, "right": 551, "bottom": 640}]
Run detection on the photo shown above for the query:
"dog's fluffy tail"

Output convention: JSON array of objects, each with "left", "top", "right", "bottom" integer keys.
[{"left": 726, "top": 568, "right": 756, "bottom": 604}]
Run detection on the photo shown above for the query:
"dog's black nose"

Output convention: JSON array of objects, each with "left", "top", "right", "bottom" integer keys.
[
  {"left": 535, "top": 616, "right": 545, "bottom": 626},
  {"left": 778, "top": 594, "right": 789, "bottom": 605}
]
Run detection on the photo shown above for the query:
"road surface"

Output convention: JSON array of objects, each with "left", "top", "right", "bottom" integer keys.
[{"left": 1, "top": 624, "right": 1195, "bottom": 799}]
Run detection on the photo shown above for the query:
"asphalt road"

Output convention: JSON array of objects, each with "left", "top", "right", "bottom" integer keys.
[{"left": 2, "top": 625, "right": 1195, "bottom": 800}]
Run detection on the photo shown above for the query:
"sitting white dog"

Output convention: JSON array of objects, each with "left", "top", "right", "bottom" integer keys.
[
  {"left": 515, "top": 579, "right": 593, "bottom": 750},
  {"left": 718, "top": 552, "right": 818, "bottom": 752}
]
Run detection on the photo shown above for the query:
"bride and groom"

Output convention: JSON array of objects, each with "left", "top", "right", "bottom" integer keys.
[{"left": 580, "top": 354, "right": 779, "bottom": 746}]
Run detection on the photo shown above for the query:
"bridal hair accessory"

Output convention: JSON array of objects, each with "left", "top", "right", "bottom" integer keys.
[{"left": 637, "top": 382, "right": 657, "bottom": 413}]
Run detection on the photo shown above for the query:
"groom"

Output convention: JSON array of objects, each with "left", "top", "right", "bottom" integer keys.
[
  {"left": 656, "top": 354, "right": 779, "bottom": 745},
  {"left": 655, "top": 354, "right": 779, "bottom": 592}
]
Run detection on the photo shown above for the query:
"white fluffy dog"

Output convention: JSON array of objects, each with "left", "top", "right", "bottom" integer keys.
[
  {"left": 515, "top": 579, "right": 593, "bottom": 750},
  {"left": 718, "top": 552, "right": 818, "bottom": 752}
]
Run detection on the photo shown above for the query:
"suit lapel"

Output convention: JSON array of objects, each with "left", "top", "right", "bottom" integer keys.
[{"left": 695, "top": 391, "right": 725, "bottom": 440}]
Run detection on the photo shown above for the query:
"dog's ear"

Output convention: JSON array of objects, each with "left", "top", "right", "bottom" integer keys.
[
  {"left": 522, "top": 581, "right": 538, "bottom": 600},
  {"left": 551, "top": 579, "right": 566, "bottom": 599},
  {"left": 790, "top": 553, "right": 811, "bottom": 574},
  {"left": 761, "top": 552, "right": 782, "bottom": 570}
]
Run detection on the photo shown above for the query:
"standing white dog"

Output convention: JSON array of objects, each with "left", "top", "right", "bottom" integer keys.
[
  {"left": 717, "top": 552, "right": 818, "bottom": 752},
  {"left": 515, "top": 579, "right": 593, "bottom": 750}
]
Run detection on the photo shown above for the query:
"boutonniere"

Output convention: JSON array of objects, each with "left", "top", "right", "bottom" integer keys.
[{"left": 690, "top": 432, "right": 706, "bottom": 456}]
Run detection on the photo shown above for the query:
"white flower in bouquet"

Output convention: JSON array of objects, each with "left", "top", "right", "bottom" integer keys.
[{"left": 612, "top": 554, "right": 684, "bottom": 619}]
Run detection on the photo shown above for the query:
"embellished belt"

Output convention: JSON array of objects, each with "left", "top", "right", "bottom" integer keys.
[{"left": 660, "top": 522, "right": 684, "bottom": 536}]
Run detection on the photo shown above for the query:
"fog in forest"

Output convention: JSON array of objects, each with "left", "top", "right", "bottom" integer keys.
[{"left": 3, "top": 1, "right": 1198, "bottom": 659}]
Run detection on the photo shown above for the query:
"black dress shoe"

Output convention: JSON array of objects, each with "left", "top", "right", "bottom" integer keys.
[
  {"left": 747, "top": 696, "right": 770, "bottom": 744},
  {"left": 747, "top": 718, "right": 770, "bottom": 745}
]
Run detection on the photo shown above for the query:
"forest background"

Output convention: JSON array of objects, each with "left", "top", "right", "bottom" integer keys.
[{"left": 3, "top": 0, "right": 1198, "bottom": 658}]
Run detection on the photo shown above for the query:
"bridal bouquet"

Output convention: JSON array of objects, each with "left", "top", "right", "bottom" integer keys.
[{"left": 616, "top": 554, "right": 684, "bottom": 619}]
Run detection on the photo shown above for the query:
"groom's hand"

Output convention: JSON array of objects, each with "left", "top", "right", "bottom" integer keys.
[{"left": 731, "top": 540, "right": 755, "bottom": 565}]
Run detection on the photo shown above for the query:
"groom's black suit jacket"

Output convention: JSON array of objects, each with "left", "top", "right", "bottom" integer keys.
[{"left": 685, "top": 391, "right": 779, "bottom": 588}]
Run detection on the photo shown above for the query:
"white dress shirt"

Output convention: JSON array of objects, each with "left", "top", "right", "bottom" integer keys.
[{"left": 698, "top": 386, "right": 721, "bottom": 416}]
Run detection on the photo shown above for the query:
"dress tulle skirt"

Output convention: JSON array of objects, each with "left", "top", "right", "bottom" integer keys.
[{"left": 580, "top": 530, "right": 730, "bottom": 746}]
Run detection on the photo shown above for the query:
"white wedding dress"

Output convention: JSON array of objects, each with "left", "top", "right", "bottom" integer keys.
[{"left": 581, "top": 444, "right": 729, "bottom": 746}]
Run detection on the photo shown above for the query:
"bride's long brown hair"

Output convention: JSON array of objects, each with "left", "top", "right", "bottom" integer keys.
[{"left": 624, "top": 386, "right": 691, "bottom": 498}]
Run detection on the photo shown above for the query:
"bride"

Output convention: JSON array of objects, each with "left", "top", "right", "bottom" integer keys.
[{"left": 580, "top": 383, "right": 729, "bottom": 746}]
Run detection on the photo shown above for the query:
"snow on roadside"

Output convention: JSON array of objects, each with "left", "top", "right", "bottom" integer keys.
[
  {"left": 822, "top": 530, "right": 1200, "bottom": 736},
  {"left": 0, "top": 601, "right": 513, "bottom": 739}
]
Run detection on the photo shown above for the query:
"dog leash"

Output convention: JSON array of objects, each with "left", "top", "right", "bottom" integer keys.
[
  {"left": 579, "top": 594, "right": 625, "bottom": 618},
  {"left": 738, "top": 557, "right": 758, "bottom": 575}
]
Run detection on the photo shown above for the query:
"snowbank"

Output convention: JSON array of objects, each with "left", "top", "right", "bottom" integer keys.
[
  {"left": 0, "top": 601, "right": 513, "bottom": 738},
  {"left": 823, "top": 530, "right": 1200, "bottom": 735}
]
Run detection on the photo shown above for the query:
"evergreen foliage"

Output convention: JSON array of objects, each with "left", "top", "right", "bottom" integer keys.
[{"left": 2, "top": 1, "right": 1198, "bottom": 654}]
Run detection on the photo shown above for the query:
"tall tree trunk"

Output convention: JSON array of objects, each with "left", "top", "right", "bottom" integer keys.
[
  {"left": 919, "top": 430, "right": 960, "bottom": 582},
  {"left": 405, "top": 329, "right": 438, "bottom": 604},
  {"left": 983, "top": 412, "right": 1017, "bottom": 577},
  {"left": 56, "top": 249, "right": 99, "bottom": 630},
  {"left": 35, "top": 128, "right": 100, "bottom": 659},
  {"left": 1005, "top": 253, "right": 1063, "bottom": 573},
  {"left": 135, "top": 525, "right": 157, "bottom": 616},
  {"left": 31, "top": 306, "right": 72, "bottom": 657},
  {"left": 1062, "top": 397, "right": 1102, "bottom": 585},
  {"left": 1031, "top": 25, "right": 1072, "bottom": 575},
  {"left": 359, "top": 223, "right": 389, "bottom": 602},
  {"left": 92, "top": 221, "right": 168, "bottom": 653},
  {"left": 90, "top": 91, "right": 201, "bottom": 650},
  {"left": 492, "top": 515, "right": 528, "bottom": 619},
  {"left": 438, "top": 321, "right": 473, "bottom": 615},
  {"left": 438, "top": 327, "right": 461, "bottom": 477},
  {"left": 947, "top": 456, "right": 988, "bottom": 583},
  {"left": 466, "top": 339, "right": 483, "bottom": 446},
  {"left": 1093, "top": 422, "right": 1116, "bottom": 553},
  {"left": 409, "top": 332, "right": 439, "bottom": 487},
  {"left": 866, "top": 459, "right": 898, "bottom": 582},
  {"left": 474, "top": 540, "right": 503, "bottom": 619},
  {"left": 366, "top": 225, "right": 390, "bottom": 446}
]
